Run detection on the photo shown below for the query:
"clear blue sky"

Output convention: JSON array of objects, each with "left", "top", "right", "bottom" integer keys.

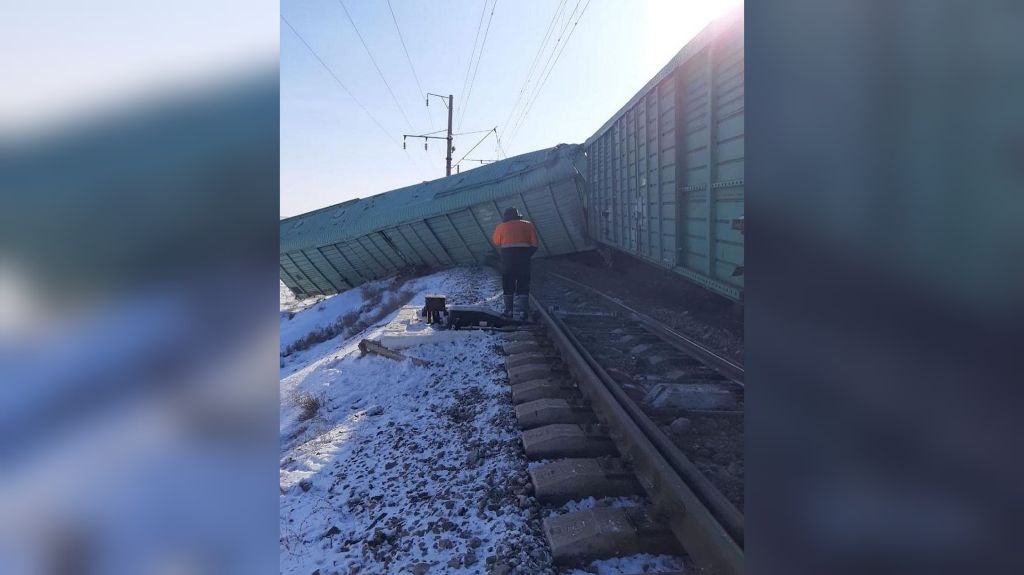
[
  {"left": 2, "top": 0, "right": 277, "bottom": 135},
  {"left": 281, "top": 0, "right": 741, "bottom": 218}
]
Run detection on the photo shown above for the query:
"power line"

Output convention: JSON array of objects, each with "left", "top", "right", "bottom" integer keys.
[
  {"left": 507, "top": 0, "right": 591, "bottom": 148},
  {"left": 281, "top": 15, "right": 395, "bottom": 145},
  {"left": 453, "top": 128, "right": 495, "bottom": 136},
  {"left": 507, "top": 0, "right": 584, "bottom": 145},
  {"left": 501, "top": 0, "right": 581, "bottom": 150},
  {"left": 385, "top": 0, "right": 433, "bottom": 129},
  {"left": 282, "top": 15, "right": 425, "bottom": 180},
  {"left": 457, "top": 0, "right": 489, "bottom": 130},
  {"left": 336, "top": 0, "right": 415, "bottom": 132},
  {"left": 458, "top": 0, "right": 499, "bottom": 130},
  {"left": 498, "top": 0, "right": 568, "bottom": 152},
  {"left": 453, "top": 128, "right": 497, "bottom": 168},
  {"left": 495, "top": 128, "right": 509, "bottom": 159}
]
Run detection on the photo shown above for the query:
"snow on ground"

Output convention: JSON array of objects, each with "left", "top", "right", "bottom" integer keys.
[
  {"left": 281, "top": 280, "right": 320, "bottom": 314},
  {"left": 280, "top": 266, "right": 687, "bottom": 574},
  {"left": 280, "top": 266, "right": 553, "bottom": 575},
  {"left": 279, "top": 276, "right": 399, "bottom": 355},
  {"left": 563, "top": 554, "right": 685, "bottom": 575},
  {"left": 543, "top": 496, "right": 643, "bottom": 519}
]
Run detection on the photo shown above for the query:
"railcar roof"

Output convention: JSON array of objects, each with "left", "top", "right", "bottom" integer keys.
[{"left": 280, "top": 144, "right": 583, "bottom": 254}]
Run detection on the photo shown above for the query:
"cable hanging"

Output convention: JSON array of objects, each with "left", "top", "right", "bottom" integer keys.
[
  {"left": 336, "top": 0, "right": 415, "bottom": 132},
  {"left": 458, "top": 0, "right": 499, "bottom": 130},
  {"left": 498, "top": 0, "right": 569, "bottom": 153},
  {"left": 507, "top": 0, "right": 592, "bottom": 148},
  {"left": 282, "top": 15, "right": 425, "bottom": 180},
  {"left": 453, "top": 127, "right": 499, "bottom": 169},
  {"left": 386, "top": 0, "right": 433, "bottom": 130}
]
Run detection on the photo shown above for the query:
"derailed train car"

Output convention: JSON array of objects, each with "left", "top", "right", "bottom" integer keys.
[
  {"left": 280, "top": 144, "right": 587, "bottom": 297},
  {"left": 583, "top": 10, "right": 744, "bottom": 301}
]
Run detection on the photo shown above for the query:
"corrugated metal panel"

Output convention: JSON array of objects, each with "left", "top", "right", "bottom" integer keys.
[
  {"left": 281, "top": 144, "right": 583, "bottom": 253},
  {"left": 281, "top": 144, "right": 588, "bottom": 296},
  {"left": 583, "top": 9, "right": 744, "bottom": 301}
]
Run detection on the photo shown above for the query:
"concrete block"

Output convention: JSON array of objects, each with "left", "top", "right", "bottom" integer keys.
[
  {"left": 377, "top": 304, "right": 473, "bottom": 350},
  {"left": 529, "top": 458, "right": 640, "bottom": 503},
  {"left": 505, "top": 352, "right": 556, "bottom": 370},
  {"left": 642, "top": 382, "right": 737, "bottom": 411},
  {"left": 543, "top": 506, "right": 678, "bottom": 563},
  {"left": 511, "top": 380, "right": 576, "bottom": 404},
  {"left": 503, "top": 331, "right": 541, "bottom": 343},
  {"left": 508, "top": 363, "right": 555, "bottom": 385},
  {"left": 503, "top": 341, "right": 543, "bottom": 355},
  {"left": 522, "top": 424, "right": 616, "bottom": 459},
  {"left": 515, "top": 398, "right": 594, "bottom": 429}
]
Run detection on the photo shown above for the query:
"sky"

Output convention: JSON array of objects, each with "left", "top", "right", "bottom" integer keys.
[
  {"left": 0, "top": 0, "right": 278, "bottom": 135},
  {"left": 281, "top": 0, "right": 742, "bottom": 218}
]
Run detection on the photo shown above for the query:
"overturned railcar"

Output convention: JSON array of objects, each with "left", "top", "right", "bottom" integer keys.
[
  {"left": 583, "top": 10, "right": 744, "bottom": 301},
  {"left": 280, "top": 144, "right": 587, "bottom": 297}
]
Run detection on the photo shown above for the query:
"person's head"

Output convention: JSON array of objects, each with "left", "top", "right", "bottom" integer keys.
[{"left": 502, "top": 207, "right": 522, "bottom": 222}]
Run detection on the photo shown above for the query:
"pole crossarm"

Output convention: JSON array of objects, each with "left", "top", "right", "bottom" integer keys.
[
  {"left": 403, "top": 134, "right": 449, "bottom": 140},
  {"left": 404, "top": 93, "right": 499, "bottom": 176},
  {"left": 426, "top": 93, "right": 450, "bottom": 109}
]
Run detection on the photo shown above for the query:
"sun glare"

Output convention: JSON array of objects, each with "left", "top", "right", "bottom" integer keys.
[{"left": 643, "top": 0, "right": 743, "bottom": 69}]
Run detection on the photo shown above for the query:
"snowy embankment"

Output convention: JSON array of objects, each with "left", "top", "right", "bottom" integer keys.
[
  {"left": 279, "top": 267, "right": 551, "bottom": 575},
  {"left": 279, "top": 267, "right": 684, "bottom": 575}
]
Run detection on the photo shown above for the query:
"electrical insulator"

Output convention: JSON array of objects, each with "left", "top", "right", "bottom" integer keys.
[
  {"left": 425, "top": 98, "right": 429, "bottom": 107},
  {"left": 402, "top": 140, "right": 406, "bottom": 150},
  {"left": 424, "top": 140, "right": 428, "bottom": 151}
]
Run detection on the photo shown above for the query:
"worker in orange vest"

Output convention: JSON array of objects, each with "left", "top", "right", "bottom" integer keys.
[{"left": 491, "top": 207, "right": 539, "bottom": 319}]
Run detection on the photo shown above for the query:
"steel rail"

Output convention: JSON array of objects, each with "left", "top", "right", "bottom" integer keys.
[
  {"left": 530, "top": 296, "right": 743, "bottom": 575},
  {"left": 533, "top": 294, "right": 745, "bottom": 546},
  {"left": 546, "top": 272, "right": 744, "bottom": 385}
]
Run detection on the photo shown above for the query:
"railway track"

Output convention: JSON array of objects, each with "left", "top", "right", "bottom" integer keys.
[
  {"left": 543, "top": 272, "right": 743, "bottom": 385},
  {"left": 501, "top": 276, "right": 744, "bottom": 574}
]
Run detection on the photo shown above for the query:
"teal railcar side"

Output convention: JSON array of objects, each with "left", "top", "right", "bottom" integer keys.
[
  {"left": 280, "top": 144, "right": 587, "bottom": 298},
  {"left": 584, "top": 10, "right": 744, "bottom": 301}
]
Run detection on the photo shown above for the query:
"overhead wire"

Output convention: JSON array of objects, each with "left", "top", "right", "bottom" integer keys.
[
  {"left": 506, "top": 0, "right": 584, "bottom": 145},
  {"left": 495, "top": 129, "right": 509, "bottom": 159},
  {"left": 385, "top": 0, "right": 434, "bottom": 130},
  {"left": 507, "top": 0, "right": 592, "bottom": 148},
  {"left": 452, "top": 128, "right": 495, "bottom": 136},
  {"left": 282, "top": 15, "right": 395, "bottom": 144},
  {"left": 497, "top": 0, "right": 569, "bottom": 154},
  {"left": 505, "top": 0, "right": 581, "bottom": 143},
  {"left": 457, "top": 0, "right": 499, "bottom": 130},
  {"left": 336, "top": 0, "right": 416, "bottom": 132},
  {"left": 281, "top": 15, "right": 425, "bottom": 180},
  {"left": 457, "top": 0, "right": 489, "bottom": 129},
  {"left": 453, "top": 128, "right": 497, "bottom": 169}
]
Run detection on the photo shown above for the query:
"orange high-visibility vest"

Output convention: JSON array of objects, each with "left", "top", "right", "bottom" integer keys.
[{"left": 492, "top": 220, "right": 538, "bottom": 249}]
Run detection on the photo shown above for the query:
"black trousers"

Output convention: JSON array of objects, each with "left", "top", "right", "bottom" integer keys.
[{"left": 502, "top": 271, "right": 531, "bottom": 295}]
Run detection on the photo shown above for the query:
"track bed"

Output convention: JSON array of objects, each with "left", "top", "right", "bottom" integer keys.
[{"left": 531, "top": 276, "right": 745, "bottom": 511}]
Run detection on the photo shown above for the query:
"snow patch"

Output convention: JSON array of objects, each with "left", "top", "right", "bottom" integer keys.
[
  {"left": 280, "top": 266, "right": 553, "bottom": 574},
  {"left": 545, "top": 495, "right": 644, "bottom": 519},
  {"left": 564, "top": 553, "right": 685, "bottom": 574},
  {"left": 377, "top": 303, "right": 475, "bottom": 349}
]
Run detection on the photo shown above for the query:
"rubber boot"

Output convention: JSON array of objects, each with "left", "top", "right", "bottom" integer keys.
[
  {"left": 502, "top": 295, "right": 514, "bottom": 318},
  {"left": 514, "top": 295, "right": 530, "bottom": 321}
]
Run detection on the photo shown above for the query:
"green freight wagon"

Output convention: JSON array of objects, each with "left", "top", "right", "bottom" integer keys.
[
  {"left": 280, "top": 144, "right": 587, "bottom": 297},
  {"left": 583, "top": 10, "right": 744, "bottom": 301}
]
